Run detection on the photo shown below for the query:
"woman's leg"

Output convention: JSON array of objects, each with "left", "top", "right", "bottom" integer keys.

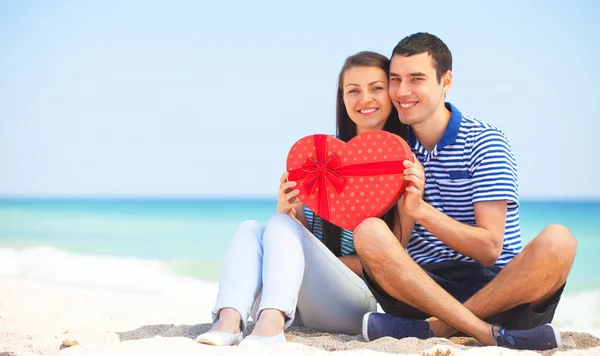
[
  {"left": 251, "top": 213, "right": 306, "bottom": 336},
  {"left": 296, "top": 225, "right": 377, "bottom": 334},
  {"left": 210, "top": 220, "right": 266, "bottom": 333}
]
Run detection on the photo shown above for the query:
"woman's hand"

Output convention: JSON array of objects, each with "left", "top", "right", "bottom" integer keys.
[{"left": 276, "top": 172, "right": 303, "bottom": 218}]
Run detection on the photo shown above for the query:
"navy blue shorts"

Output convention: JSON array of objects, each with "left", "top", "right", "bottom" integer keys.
[{"left": 363, "top": 261, "right": 564, "bottom": 331}]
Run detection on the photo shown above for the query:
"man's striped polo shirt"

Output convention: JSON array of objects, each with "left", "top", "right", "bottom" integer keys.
[{"left": 407, "top": 102, "right": 522, "bottom": 268}]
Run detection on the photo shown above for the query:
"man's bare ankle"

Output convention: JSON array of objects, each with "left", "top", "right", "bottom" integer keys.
[
  {"left": 476, "top": 323, "right": 499, "bottom": 346},
  {"left": 428, "top": 318, "right": 455, "bottom": 338}
]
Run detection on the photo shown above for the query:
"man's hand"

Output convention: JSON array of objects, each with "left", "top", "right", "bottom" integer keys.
[
  {"left": 402, "top": 157, "right": 426, "bottom": 218},
  {"left": 276, "top": 172, "right": 303, "bottom": 218}
]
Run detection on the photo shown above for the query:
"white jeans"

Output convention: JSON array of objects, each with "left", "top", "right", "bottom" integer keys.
[{"left": 211, "top": 213, "right": 377, "bottom": 334}]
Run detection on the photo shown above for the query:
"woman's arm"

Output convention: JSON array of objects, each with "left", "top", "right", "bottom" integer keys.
[
  {"left": 339, "top": 254, "right": 363, "bottom": 276},
  {"left": 277, "top": 171, "right": 308, "bottom": 227},
  {"left": 396, "top": 195, "right": 415, "bottom": 247},
  {"left": 293, "top": 203, "right": 309, "bottom": 229}
]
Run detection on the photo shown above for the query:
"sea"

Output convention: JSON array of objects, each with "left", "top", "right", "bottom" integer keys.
[{"left": 0, "top": 199, "right": 598, "bottom": 335}]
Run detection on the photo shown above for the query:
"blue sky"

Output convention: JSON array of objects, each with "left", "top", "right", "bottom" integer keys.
[{"left": 1, "top": 0, "right": 598, "bottom": 199}]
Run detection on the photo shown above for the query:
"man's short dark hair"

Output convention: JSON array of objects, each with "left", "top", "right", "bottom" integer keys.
[{"left": 392, "top": 32, "right": 452, "bottom": 82}]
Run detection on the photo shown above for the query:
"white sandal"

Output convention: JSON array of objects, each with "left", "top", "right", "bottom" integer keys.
[
  {"left": 195, "top": 331, "right": 244, "bottom": 346},
  {"left": 239, "top": 331, "right": 286, "bottom": 346}
]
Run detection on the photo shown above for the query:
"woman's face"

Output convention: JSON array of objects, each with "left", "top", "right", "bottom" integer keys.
[{"left": 342, "top": 66, "right": 393, "bottom": 134}]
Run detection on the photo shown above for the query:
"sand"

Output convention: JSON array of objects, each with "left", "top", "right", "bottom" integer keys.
[{"left": 1, "top": 276, "right": 599, "bottom": 356}]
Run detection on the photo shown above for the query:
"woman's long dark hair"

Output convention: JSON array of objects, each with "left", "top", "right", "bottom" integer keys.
[{"left": 320, "top": 51, "right": 409, "bottom": 257}]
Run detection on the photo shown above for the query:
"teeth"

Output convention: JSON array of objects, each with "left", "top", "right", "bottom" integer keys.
[
  {"left": 360, "top": 108, "right": 377, "bottom": 114},
  {"left": 400, "top": 102, "right": 416, "bottom": 108}
]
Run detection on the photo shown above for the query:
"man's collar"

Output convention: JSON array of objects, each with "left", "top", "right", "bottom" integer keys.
[{"left": 408, "top": 102, "right": 462, "bottom": 150}]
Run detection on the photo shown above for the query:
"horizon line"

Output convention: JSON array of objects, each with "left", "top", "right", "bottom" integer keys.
[{"left": 1, "top": 196, "right": 600, "bottom": 203}]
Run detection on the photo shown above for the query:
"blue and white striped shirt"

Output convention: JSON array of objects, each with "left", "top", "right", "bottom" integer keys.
[
  {"left": 407, "top": 103, "right": 522, "bottom": 267},
  {"left": 303, "top": 205, "right": 356, "bottom": 256}
]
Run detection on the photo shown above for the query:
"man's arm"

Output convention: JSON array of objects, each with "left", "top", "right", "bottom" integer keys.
[
  {"left": 403, "top": 129, "right": 518, "bottom": 266},
  {"left": 409, "top": 200, "right": 506, "bottom": 267}
]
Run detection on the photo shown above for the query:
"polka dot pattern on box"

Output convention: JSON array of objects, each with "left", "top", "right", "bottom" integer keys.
[{"left": 287, "top": 130, "right": 413, "bottom": 231}]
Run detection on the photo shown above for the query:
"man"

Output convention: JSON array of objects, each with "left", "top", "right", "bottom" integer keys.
[{"left": 353, "top": 32, "right": 576, "bottom": 351}]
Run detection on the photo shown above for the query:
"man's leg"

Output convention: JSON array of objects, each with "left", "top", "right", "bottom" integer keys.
[
  {"left": 428, "top": 224, "right": 577, "bottom": 337},
  {"left": 353, "top": 218, "right": 497, "bottom": 346}
]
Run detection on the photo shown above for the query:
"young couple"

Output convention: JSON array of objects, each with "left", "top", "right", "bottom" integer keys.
[{"left": 195, "top": 32, "right": 577, "bottom": 351}]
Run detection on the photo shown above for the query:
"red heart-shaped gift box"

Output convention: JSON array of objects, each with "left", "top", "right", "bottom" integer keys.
[{"left": 286, "top": 130, "right": 413, "bottom": 231}]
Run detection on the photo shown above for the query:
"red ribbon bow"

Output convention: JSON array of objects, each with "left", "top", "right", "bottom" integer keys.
[{"left": 299, "top": 153, "right": 346, "bottom": 197}]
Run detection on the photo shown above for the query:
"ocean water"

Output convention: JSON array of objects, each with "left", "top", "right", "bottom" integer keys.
[{"left": 0, "top": 199, "right": 599, "bottom": 333}]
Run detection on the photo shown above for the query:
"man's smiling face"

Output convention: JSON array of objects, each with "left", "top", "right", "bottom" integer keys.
[{"left": 388, "top": 52, "right": 450, "bottom": 126}]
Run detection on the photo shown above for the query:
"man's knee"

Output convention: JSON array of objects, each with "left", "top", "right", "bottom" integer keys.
[
  {"left": 534, "top": 224, "right": 577, "bottom": 259},
  {"left": 353, "top": 217, "right": 393, "bottom": 259}
]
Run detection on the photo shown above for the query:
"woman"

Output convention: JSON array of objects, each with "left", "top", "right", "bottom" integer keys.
[{"left": 196, "top": 51, "right": 411, "bottom": 346}]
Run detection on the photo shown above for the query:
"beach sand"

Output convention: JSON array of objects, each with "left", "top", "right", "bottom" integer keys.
[{"left": 1, "top": 276, "right": 599, "bottom": 356}]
